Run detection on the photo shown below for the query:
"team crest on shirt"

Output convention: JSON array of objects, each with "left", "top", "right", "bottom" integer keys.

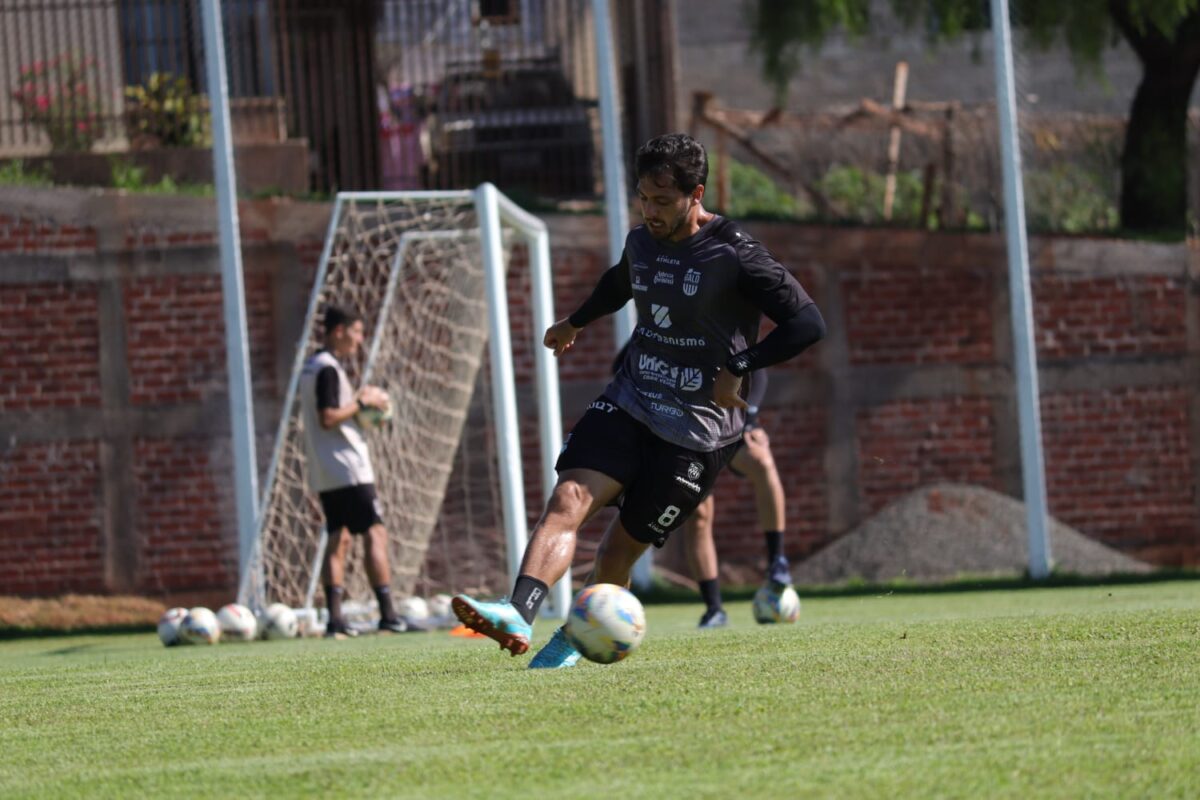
[{"left": 683, "top": 269, "right": 701, "bottom": 297}]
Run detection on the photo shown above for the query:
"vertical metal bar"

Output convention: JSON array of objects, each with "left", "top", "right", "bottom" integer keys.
[
  {"left": 990, "top": 0, "right": 1051, "bottom": 579},
  {"left": 200, "top": 0, "right": 260, "bottom": 583},
  {"left": 474, "top": 183, "right": 530, "bottom": 591}
]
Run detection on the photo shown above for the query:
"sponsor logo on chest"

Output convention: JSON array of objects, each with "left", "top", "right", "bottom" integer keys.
[{"left": 637, "top": 354, "right": 705, "bottom": 392}]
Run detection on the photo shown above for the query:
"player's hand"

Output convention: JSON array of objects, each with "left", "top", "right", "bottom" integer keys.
[
  {"left": 713, "top": 369, "right": 748, "bottom": 410},
  {"left": 543, "top": 318, "right": 581, "bottom": 357},
  {"left": 357, "top": 385, "right": 389, "bottom": 409}
]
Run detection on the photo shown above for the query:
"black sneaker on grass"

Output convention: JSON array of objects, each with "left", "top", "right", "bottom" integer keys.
[
  {"left": 378, "top": 617, "right": 409, "bottom": 634},
  {"left": 697, "top": 608, "right": 728, "bottom": 629},
  {"left": 325, "top": 618, "right": 358, "bottom": 639}
]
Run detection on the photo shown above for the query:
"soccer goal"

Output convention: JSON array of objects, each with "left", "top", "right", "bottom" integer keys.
[{"left": 238, "top": 184, "right": 569, "bottom": 622}]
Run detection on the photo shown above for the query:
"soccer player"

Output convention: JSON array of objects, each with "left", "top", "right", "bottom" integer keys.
[
  {"left": 299, "top": 305, "right": 407, "bottom": 637},
  {"left": 685, "top": 369, "right": 793, "bottom": 629},
  {"left": 450, "top": 133, "right": 825, "bottom": 666}
]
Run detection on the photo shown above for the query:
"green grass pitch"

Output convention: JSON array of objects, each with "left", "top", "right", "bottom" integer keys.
[{"left": 1, "top": 581, "right": 1198, "bottom": 798}]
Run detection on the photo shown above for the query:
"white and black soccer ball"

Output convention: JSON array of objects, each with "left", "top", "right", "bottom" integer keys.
[
  {"left": 398, "top": 596, "right": 429, "bottom": 621},
  {"left": 565, "top": 583, "right": 646, "bottom": 664},
  {"left": 752, "top": 584, "right": 802, "bottom": 624},
  {"left": 180, "top": 607, "right": 221, "bottom": 645},
  {"left": 157, "top": 606, "right": 189, "bottom": 647},
  {"left": 427, "top": 593, "right": 453, "bottom": 620},
  {"left": 216, "top": 603, "right": 258, "bottom": 642},
  {"left": 263, "top": 602, "right": 298, "bottom": 640},
  {"left": 355, "top": 399, "right": 393, "bottom": 430}
]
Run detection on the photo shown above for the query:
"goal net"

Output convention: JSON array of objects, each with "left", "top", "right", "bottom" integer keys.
[{"left": 239, "top": 186, "right": 567, "bottom": 622}]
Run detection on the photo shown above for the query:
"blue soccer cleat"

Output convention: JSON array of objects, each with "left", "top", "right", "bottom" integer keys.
[
  {"left": 768, "top": 554, "right": 793, "bottom": 589},
  {"left": 528, "top": 625, "right": 581, "bottom": 669},
  {"left": 451, "top": 595, "right": 532, "bottom": 656}
]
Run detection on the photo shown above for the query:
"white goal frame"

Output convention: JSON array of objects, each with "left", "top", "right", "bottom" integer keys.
[{"left": 239, "top": 183, "right": 570, "bottom": 620}]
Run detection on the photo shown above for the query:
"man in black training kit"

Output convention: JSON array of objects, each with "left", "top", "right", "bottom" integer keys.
[
  {"left": 299, "top": 306, "right": 407, "bottom": 637},
  {"left": 451, "top": 133, "right": 825, "bottom": 667}
]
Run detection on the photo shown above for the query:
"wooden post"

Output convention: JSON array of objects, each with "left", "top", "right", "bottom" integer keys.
[
  {"left": 883, "top": 61, "right": 909, "bottom": 221},
  {"left": 939, "top": 106, "right": 957, "bottom": 228}
]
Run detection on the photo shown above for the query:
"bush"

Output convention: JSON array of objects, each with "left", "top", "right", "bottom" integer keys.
[
  {"left": 109, "top": 157, "right": 212, "bottom": 196},
  {"left": 0, "top": 160, "right": 54, "bottom": 188},
  {"left": 9, "top": 53, "right": 103, "bottom": 153},
  {"left": 819, "top": 165, "right": 926, "bottom": 225},
  {"left": 124, "top": 73, "right": 210, "bottom": 148},
  {"left": 708, "top": 154, "right": 801, "bottom": 219},
  {"left": 1024, "top": 163, "right": 1118, "bottom": 234}
]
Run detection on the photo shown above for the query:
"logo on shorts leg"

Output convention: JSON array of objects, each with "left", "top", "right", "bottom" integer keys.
[{"left": 674, "top": 461, "right": 703, "bottom": 493}]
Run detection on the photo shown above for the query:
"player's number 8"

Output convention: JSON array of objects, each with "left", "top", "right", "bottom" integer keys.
[{"left": 657, "top": 505, "right": 681, "bottom": 527}]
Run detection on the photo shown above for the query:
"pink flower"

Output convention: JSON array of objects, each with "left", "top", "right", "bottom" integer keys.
[{"left": 35, "top": 95, "right": 49, "bottom": 111}]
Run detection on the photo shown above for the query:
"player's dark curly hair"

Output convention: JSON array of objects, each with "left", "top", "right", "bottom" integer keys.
[
  {"left": 634, "top": 133, "right": 708, "bottom": 194},
  {"left": 322, "top": 304, "right": 362, "bottom": 334}
]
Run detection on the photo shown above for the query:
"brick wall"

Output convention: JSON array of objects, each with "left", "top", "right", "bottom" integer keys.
[{"left": 0, "top": 187, "right": 1196, "bottom": 601}]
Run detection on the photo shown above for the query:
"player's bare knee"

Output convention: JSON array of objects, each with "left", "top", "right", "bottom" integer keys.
[{"left": 547, "top": 479, "right": 593, "bottom": 518}]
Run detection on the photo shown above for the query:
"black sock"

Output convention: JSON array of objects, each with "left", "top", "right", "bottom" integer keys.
[
  {"left": 764, "top": 530, "right": 783, "bottom": 565},
  {"left": 511, "top": 575, "right": 549, "bottom": 624},
  {"left": 699, "top": 578, "right": 722, "bottom": 612},
  {"left": 325, "top": 585, "right": 344, "bottom": 624},
  {"left": 374, "top": 584, "right": 396, "bottom": 622}
]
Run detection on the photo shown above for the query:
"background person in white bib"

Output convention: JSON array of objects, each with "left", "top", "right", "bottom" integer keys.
[{"left": 299, "top": 305, "right": 406, "bottom": 637}]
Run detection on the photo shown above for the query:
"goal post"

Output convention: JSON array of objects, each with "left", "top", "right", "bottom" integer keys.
[{"left": 238, "top": 184, "right": 570, "bottom": 623}]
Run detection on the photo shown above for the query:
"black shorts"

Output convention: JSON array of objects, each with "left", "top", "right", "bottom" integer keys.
[
  {"left": 318, "top": 483, "right": 383, "bottom": 535},
  {"left": 556, "top": 396, "right": 739, "bottom": 546}
]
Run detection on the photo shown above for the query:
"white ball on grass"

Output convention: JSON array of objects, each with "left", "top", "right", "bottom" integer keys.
[
  {"left": 180, "top": 607, "right": 221, "bottom": 645},
  {"left": 427, "top": 593, "right": 452, "bottom": 619},
  {"left": 752, "top": 584, "right": 802, "bottom": 624},
  {"left": 564, "top": 583, "right": 646, "bottom": 664},
  {"left": 263, "top": 602, "right": 298, "bottom": 640},
  {"left": 157, "top": 606, "right": 189, "bottom": 647},
  {"left": 216, "top": 603, "right": 258, "bottom": 642},
  {"left": 398, "top": 596, "right": 429, "bottom": 620}
]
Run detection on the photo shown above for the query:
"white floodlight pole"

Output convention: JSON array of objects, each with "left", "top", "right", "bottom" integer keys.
[
  {"left": 592, "top": 0, "right": 653, "bottom": 591},
  {"left": 201, "top": 0, "right": 259, "bottom": 578},
  {"left": 990, "top": 0, "right": 1051, "bottom": 579},
  {"left": 591, "top": 0, "right": 635, "bottom": 343}
]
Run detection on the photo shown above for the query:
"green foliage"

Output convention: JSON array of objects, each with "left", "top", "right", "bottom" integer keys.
[
  {"left": 9, "top": 53, "right": 103, "bottom": 152},
  {"left": 124, "top": 73, "right": 210, "bottom": 148},
  {"left": 1025, "top": 162, "right": 1119, "bottom": 233},
  {"left": 709, "top": 154, "right": 802, "bottom": 218},
  {"left": 108, "top": 157, "right": 213, "bottom": 196},
  {"left": 0, "top": 159, "right": 54, "bottom": 188},
  {"left": 819, "top": 164, "right": 927, "bottom": 224},
  {"left": 748, "top": 0, "right": 1200, "bottom": 99}
]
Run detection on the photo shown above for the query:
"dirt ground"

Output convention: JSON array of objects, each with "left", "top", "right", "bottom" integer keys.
[
  {"left": 792, "top": 483, "right": 1151, "bottom": 586},
  {"left": 0, "top": 594, "right": 165, "bottom": 634}
]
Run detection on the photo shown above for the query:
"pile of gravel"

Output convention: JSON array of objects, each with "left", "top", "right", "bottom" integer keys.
[{"left": 793, "top": 483, "right": 1151, "bottom": 585}]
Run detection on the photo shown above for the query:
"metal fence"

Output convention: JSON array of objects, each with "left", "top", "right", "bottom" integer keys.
[{"left": 0, "top": 0, "right": 606, "bottom": 197}]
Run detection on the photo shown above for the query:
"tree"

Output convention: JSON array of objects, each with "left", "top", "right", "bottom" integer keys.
[{"left": 748, "top": 0, "right": 1200, "bottom": 237}]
